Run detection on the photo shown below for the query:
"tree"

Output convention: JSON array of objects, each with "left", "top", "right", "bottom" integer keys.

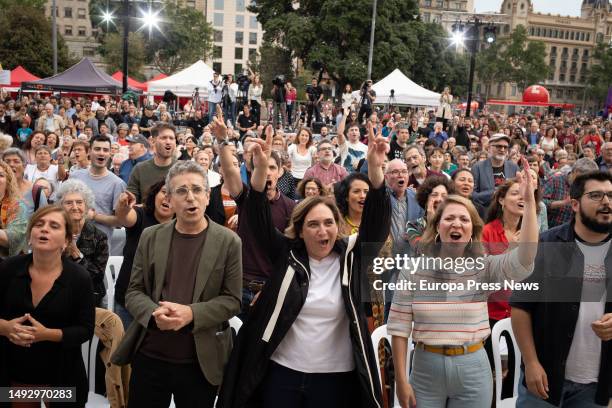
[
  {"left": 146, "top": 2, "right": 214, "bottom": 75},
  {"left": 476, "top": 41, "right": 507, "bottom": 99},
  {"left": 249, "top": 0, "right": 421, "bottom": 88},
  {"left": 99, "top": 31, "right": 147, "bottom": 81},
  {"left": 586, "top": 43, "right": 612, "bottom": 104},
  {"left": 503, "top": 25, "right": 549, "bottom": 91},
  {"left": 0, "top": 4, "right": 75, "bottom": 77},
  {"left": 247, "top": 41, "right": 294, "bottom": 98}
]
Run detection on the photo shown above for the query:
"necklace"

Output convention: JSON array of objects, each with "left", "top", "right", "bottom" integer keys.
[{"left": 344, "top": 215, "right": 360, "bottom": 235}]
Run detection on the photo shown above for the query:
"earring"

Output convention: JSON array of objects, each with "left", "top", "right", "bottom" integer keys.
[{"left": 434, "top": 233, "right": 440, "bottom": 243}]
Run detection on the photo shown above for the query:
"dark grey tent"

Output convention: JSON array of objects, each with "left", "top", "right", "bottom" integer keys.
[{"left": 21, "top": 58, "right": 142, "bottom": 95}]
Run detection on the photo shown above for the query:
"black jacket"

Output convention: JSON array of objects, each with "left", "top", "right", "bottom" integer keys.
[
  {"left": 74, "top": 220, "right": 109, "bottom": 306},
  {"left": 0, "top": 254, "right": 95, "bottom": 407},
  {"left": 510, "top": 221, "right": 612, "bottom": 406},
  {"left": 217, "top": 185, "right": 390, "bottom": 408},
  {"left": 206, "top": 184, "right": 227, "bottom": 226}
]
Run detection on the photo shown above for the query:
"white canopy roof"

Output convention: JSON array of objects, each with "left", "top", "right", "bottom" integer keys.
[
  {"left": 147, "top": 60, "right": 215, "bottom": 97},
  {"left": 352, "top": 69, "right": 441, "bottom": 107}
]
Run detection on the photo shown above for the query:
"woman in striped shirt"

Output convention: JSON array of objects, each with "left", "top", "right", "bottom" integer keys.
[{"left": 388, "top": 157, "right": 538, "bottom": 408}]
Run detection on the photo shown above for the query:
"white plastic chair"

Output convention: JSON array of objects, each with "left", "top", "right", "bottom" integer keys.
[
  {"left": 371, "top": 324, "right": 414, "bottom": 408},
  {"left": 82, "top": 335, "right": 110, "bottom": 407},
  {"left": 492, "top": 318, "right": 522, "bottom": 408},
  {"left": 104, "top": 256, "right": 123, "bottom": 312}
]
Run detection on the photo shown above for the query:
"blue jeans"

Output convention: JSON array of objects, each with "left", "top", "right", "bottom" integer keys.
[
  {"left": 517, "top": 370, "right": 606, "bottom": 407},
  {"left": 410, "top": 346, "right": 493, "bottom": 408},
  {"left": 208, "top": 102, "right": 218, "bottom": 123},
  {"left": 238, "top": 286, "right": 256, "bottom": 323},
  {"left": 114, "top": 301, "right": 133, "bottom": 331}
]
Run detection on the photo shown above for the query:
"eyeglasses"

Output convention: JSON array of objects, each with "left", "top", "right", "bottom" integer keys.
[
  {"left": 172, "top": 185, "right": 207, "bottom": 197},
  {"left": 491, "top": 144, "right": 509, "bottom": 150},
  {"left": 582, "top": 191, "right": 612, "bottom": 202},
  {"left": 318, "top": 146, "right": 333, "bottom": 151},
  {"left": 389, "top": 169, "right": 409, "bottom": 176}
]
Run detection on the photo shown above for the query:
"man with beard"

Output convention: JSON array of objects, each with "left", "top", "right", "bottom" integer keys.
[
  {"left": 511, "top": 171, "right": 612, "bottom": 408},
  {"left": 128, "top": 123, "right": 177, "bottom": 203},
  {"left": 471, "top": 133, "right": 519, "bottom": 207},
  {"left": 139, "top": 105, "right": 158, "bottom": 138},
  {"left": 387, "top": 123, "right": 410, "bottom": 161},
  {"left": 303, "top": 139, "right": 348, "bottom": 188},
  {"left": 87, "top": 107, "right": 118, "bottom": 137}
]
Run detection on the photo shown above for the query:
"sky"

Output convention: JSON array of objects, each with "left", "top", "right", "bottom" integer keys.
[{"left": 474, "top": 0, "right": 582, "bottom": 16}]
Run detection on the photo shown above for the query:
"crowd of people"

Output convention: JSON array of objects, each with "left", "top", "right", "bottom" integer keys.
[{"left": 0, "top": 88, "right": 610, "bottom": 408}]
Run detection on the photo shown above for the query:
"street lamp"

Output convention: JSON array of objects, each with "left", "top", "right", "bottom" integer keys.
[
  {"left": 452, "top": 18, "right": 497, "bottom": 117},
  {"left": 139, "top": 6, "right": 161, "bottom": 37}
]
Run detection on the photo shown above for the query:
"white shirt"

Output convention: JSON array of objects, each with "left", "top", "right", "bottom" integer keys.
[
  {"left": 338, "top": 140, "right": 368, "bottom": 172},
  {"left": 24, "top": 164, "right": 60, "bottom": 190},
  {"left": 271, "top": 253, "right": 355, "bottom": 373},
  {"left": 565, "top": 239, "right": 609, "bottom": 384},
  {"left": 229, "top": 83, "right": 239, "bottom": 102},
  {"left": 208, "top": 170, "right": 221, "bottom": 188},
  {"left": 287, "top": 144, "right": 316, "bottom": 179},
  {"left": 207, "top": 80, "right": 223, "bottom": 103}
]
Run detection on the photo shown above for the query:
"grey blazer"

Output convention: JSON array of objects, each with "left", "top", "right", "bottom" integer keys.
[
  {"left": 111, "top": 217, "right": 242, "bottom": 385},
  {"left": 471, "top": 158, "right": 519, "bottom": 207}
]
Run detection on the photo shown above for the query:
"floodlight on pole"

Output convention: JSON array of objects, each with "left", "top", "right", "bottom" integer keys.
[
  {"left": 484, "top": 25, "right": 497, "bottom": 44},
  {"left": 140, "top": 6, "right": 161, "bottom": 36},
  {"left": 102, "top": 10, "right": 114, "bottom": 24}
]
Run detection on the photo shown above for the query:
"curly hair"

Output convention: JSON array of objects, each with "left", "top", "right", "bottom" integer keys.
[
  {"left": 55, "top": 179, "right": 96, "bottom": 212},
  {"left": 415, "top": 176, "right": 454, "bottom": 210},
  {"left": 333, "top": 172, "right": 371, "bottom": 217},
  {"left": 0, "top": 160, "right": 20, "bottom": 203}
]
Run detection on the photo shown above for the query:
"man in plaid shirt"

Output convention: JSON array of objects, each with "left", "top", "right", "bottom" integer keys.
[{"left": 543, "top": 158, "right": 598, "bottom": 227}]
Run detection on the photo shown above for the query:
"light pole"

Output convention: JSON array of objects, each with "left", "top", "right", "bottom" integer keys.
[
  {"left": 366, "top": 0, "right": 377, "bottom": 80},
  {"left": 52, "top": 0, "right": 57, "bottom": 74},
  {"left": 452, "top": 18, "right": 497, "bottom": 117}
]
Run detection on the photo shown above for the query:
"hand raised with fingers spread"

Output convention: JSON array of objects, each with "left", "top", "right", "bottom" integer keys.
[
  {"left": 367, "top": 121, "right": 389, "bottom": 170},
  {"left": 210, "top": 106, "right": 228, "bottom": 142},
  {"left": 517, "top": 156, "right": 535, "bottom": 204}
]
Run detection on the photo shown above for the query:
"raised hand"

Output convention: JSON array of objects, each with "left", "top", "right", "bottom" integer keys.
[
  {"left": 117, "top": 191, "right": 136, "bottom": 210},
  {"left": 366, "top": 121, "right": 389, "bottom": 170},
  {"left": 517, "top": 156, "right": 535, "bottom": 204}
]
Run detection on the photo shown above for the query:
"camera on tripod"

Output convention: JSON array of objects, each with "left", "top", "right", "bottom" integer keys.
[{"left": 236, "top": 74, "right": 250, "bottom": 93}]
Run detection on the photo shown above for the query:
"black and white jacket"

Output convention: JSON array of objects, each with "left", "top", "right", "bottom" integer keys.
[{"left": 217, "top": 185, "right": 391, "bottom": 408}]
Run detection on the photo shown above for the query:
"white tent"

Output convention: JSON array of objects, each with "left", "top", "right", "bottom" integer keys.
[
  {"left": 352, "top": 69, "right": 441, "bottom": 107},
  {"left": 147, "top": 60, "right": 215, "bottom": 97}
]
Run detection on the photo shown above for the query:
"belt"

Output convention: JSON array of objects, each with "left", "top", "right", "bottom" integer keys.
[
  {"left": 243, "top": 279, "right": 265, "bottom": 293},
  {"left": 418, "top": 341, "right": 484, "bottom": 356}
]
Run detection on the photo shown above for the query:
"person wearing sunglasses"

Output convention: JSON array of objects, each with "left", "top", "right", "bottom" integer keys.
[{"left": 471, "top": 133, "right": 520, "bottom": 208}]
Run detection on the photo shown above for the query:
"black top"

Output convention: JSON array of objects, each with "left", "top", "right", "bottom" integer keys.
[
  {"left": 510, "top": 221, "right": 612, "bottom": 406},
  {"left": 115, "top": 207, "right": 159, "bottom": 307},
  {"left": 237, "top": 113, "right": 255, "bottom": 134},
  {"left": 0, "top": 254, "right": 95, "bottom": 406}
]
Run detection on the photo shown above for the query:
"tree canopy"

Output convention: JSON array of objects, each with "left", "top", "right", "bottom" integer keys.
[
  {"left": 586, "top": 42, "right": 612, "bottom": 104},
  {"left": 0, "top": 3, "right": 75, "bottom": 77},
  {"left": 99, "top": 31, "right": 147, "bottom": 81},
  {"left": 247, "top": 41, "right": 294, "bottom": 99}
]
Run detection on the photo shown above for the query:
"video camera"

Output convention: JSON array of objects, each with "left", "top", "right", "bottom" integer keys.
[
  {"left": 272, "top": 75, "right": 286, "bottom": 87},
  {"left": 236, "top": 74, "right": 250, "bottom": 93}
]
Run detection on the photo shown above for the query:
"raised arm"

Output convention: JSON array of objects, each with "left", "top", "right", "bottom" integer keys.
[
  {"left": 516, "top": 157, "right": 538, "bottom": 268},
  {"left": 337, "top": 107, "right": 349, "bottom": 146},
  {"left": 115, "top": 191, "right": 138, "bottom": 228}
]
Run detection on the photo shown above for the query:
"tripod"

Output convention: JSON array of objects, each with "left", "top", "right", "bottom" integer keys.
[{"left": 386, "top": 90, "right": 397, "bottom": 114}]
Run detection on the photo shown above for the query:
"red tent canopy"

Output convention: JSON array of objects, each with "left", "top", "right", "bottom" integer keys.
[
  {"left": 111, "top": 71, "right": 147, "bottom": 91},
  {"left": 10, "top": 66, "right": 40, "bottom": 87},
  {"left": 149, "top": 73, "right": 168, "bottom": 81}
]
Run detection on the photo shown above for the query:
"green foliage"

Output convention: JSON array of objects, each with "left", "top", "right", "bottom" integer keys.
[
  {"left": 249, "top": 0, "right": 421, "bottom": 88},
  {"left": 586, "top": 43, "right": 612, "bottom": 104},
  {"left": 0, "top": 0, "right": 45, "bottom": 9},
  {"left": 0, "top": 4, "right": 75, "bottom": 77},
  {"left": 146, "top": 1, "right": 214, "bottom": 75},
  {"left": 247, "top": 41, "right": 294, "bottom": 99},
  {"left": 99, "top": 31, "right": 147, "bottom": 81}
]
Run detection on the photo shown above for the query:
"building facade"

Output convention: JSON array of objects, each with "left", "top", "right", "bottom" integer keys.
[
  {"left": 418, "top": 0, "right": 475, "bottom": 31},
  {"left": 202, "top": 0, "right": 264, "bottom": 76},
  {"left": 45, "top": 0, "right": 100, "bottom": 62},
  {"left": 477, "top": 0, "right": 612, "bottom": 111}
]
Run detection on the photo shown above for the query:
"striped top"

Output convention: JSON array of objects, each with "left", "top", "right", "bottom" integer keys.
[{"left": 387, "top": 248, "right": 533, "bottom": 345}]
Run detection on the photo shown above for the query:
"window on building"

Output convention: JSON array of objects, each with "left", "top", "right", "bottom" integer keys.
[
  {"left": 555, "top": 89, "right": 563, "bottom": 98},
  {"left": 455, "top": 2, "right": 461, "bottom": 10},
  {"left": 504, "top": 24, "right": 510, "bottom": 33},
  {"left": 571, "top": 62, "right": 577, "bottom": 69},
  {"left": 236, "top": 15, "right": 244, "bottom": 28},
  {"left": 580, "top": 75, "right": 586, "bottom": 83},
  {"left": 214, "top": 30, "right": 223, "bottom": 42},
  {"left": 551, "top": 46, "right": 557, "bottom": 55},
  {"left": 83, "top": 47, "right": 95, "bottom": 57},
  {"left": 497, "top": 83, "right": 503, "bottom": 95},
  {"left": 213, "top": 62, "right": 222, "bottom": 74},
  {"left": 436, "top": 0, "right": 443, "bottom": 8},
  {"left": 248, "top": 48, "right": 257, "bottom": 58},
  {"left": 580, "top": 32, "right": 585, "bottom": 41},
  {"left": 559, "top": 73, "right": 565, "bottom": 82},
  {"left": 213, "top": 46, "right": 222, "bottom": 58},
  {"left": 214, "top": 13, "right": 223, "bottom": 26},
  {"left": 529, "top": 27, "right": 534, "bottom": 35},
  {"left": 550, "top": 59, "right": 556, "bottom": 67},
  {"left": 236, "top": 0, "right": 245, "bottom": 11},
  {"left": 64, "top": 7, "right": 72, "bottom": 18},
  {"left": 582, "top": 62, "right": 588, "bottom": 70},
  {"left": 583, "top": 49, "right": 589, "bottom": 57},
  {"left": 570, "top": 75, "right": 576, "bottom": 82},
  {"left": 596, "top": 33, "right": 604, "bottom": 43},
  {"left": 77, "top": 8, "right": 86, "bottom": 18},
  {"left": 423, "top": 13, "right": 431, "bottom": 22},
  {"left": 235, "top": 31, "right": 243, "bottom": 44},
  {"left": 573, "top": 48, "right": 579, "bottom": 56},
  {"left": 249, "top": 32, "right": 257, "bottom": 45},
  {"left": 186, "top": 0, "right": 196, "bottom": 7},
  {"left": 64, "top": 25, "right": 73, "bottom": 36},
  {"left": 78, "top": 26, "right": 86, "bottom": 36},
  {"left": 548, "top": 71, "right": 555, "bottom": 81},
  {"left": 536, "top": 27, "right": 541, "bottom": 36},
  {"left": 234, "top": 64, "right": 243, "bottom": 75},
  {"left": 570, "top": 31, "right": 575, "bottom": 40},
  {"left": 520, "top": 2, "right": 525, "bottom": 9},
  {"left": 249, "top": 15, "right": 258, "bottom": 29},
  {"left": 552, "top": 29, "right": 557, "bottom": 38},
  {"left": 566, "top": 89, "right": 573, "bottom": 99},
  {"left": 511, "top": 85, "right": 517, "bottom": 96},
  {"left": 215, "top": 0, "right": 224, "bottom": 10},
  {"left": 235, "top": 47, "right": 243, "bottom": 59},
  {"left": 424, "top": 0, "right": 432, "bottom": 6},
  {"left": 586, "top": 33, "right": 590, "bottom": 42},
  {"left": 562, "top": 47, "right": 568, "bottom": 56}
]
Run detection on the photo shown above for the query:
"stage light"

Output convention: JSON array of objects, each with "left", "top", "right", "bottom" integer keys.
[{"left": 484, "top": 25, "right": 497, "bottom": 44}]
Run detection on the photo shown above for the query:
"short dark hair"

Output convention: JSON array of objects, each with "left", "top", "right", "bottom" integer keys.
[
  {"left": 570, "top": 171, "right": 612, "bottom": 199},
  {"left": 415, "top": 176, "right": 454, "bottom": 210},
  {"left": 90, "top": 135, "right": 112, "bottom": 148},
  {"left": 152, "top": 123, "right": 176, "bottom": 138}
]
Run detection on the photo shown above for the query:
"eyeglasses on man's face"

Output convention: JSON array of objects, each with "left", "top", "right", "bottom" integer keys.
[
  {"left": 172, "top": 185, "right": 207, "bottom": 197},
  {"left": 582, "top": 191, "right": 612, "bottom": 202},
  {"left": 389, "top": 169, "right": 409, "bottom": 176},
  {"left": 491, "top": 144, "right": 508, "bottom": 151}
]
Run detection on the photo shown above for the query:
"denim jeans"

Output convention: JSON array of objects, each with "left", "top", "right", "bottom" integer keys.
[
  {"left": 238, "top": 286, "right": 256, "bottom": 323},
  {"left": 114, "top": 301, "right": 133, "bottom": 331},
  {"left": 261, "top": 361, "right": 358, "bottom": 408},
  {"left": 410, "top": 346, "right": 493, "bottom": 408},
  {"left": 517, "top": 370, "right": 606, "bottom": 407},
  {"left": 208, "top": 102, "right": 218, "bottom": 123}
]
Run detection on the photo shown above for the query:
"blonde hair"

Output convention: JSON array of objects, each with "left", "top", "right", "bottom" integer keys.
[
  {"left": 0, "top": 160, "right": 20, "bottom": 203},
  {"left": 420, "top": 194, "right": 485, "bottom": 257}
]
